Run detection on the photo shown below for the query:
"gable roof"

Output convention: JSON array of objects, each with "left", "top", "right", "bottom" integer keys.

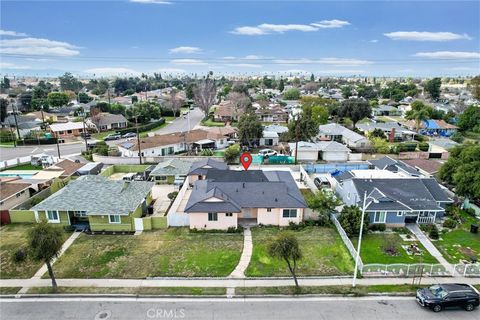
[
  {"left": 31, "top": 175, "right": 153, "bottom": 215},
  {"left": 150, "top": 159, "right": 194, "bottom": 176},
  {"left": 185, "top": 169, "right": 306, "bottom": 213},
  {"left": 289, "top": 141, "right": 351, "bottom": 152},
  {"left": 368, "top": 156, "right": 420, "bottom": 176},
  {"left": 318, "top": 123, "right": 367, "bottom": 143},
  {"left": 188, "top": 158, "right": 228, "bottom": 176},
  {"left": 49, "top": 122, "right": 84, "bottom": 132},
  {"left": 91, "top": 113, "right": 128, "bottom": 126},
  {"left": 44, "top": 159, "right": 85, "bottom": 177},
  {"left": 352, "top": 178, "right": 451, "bottom": 212},
  {"left": 0, "top": 182, "right": 31, "bottom": 201}
]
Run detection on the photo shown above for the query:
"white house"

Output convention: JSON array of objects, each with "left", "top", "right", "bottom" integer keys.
[
  {"left": 259, "top": 131, "right": 279, "bottom": 146},
  {"left": 288, "top": 141, "right": 351, "bottom": 162},
  {"left": 317, "top": 123, "right": 370, "bottom": 149}
]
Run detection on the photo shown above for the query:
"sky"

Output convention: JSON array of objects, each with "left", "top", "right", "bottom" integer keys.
[{"left": 0, "top": 0, "right": 479, "bottom": 77}]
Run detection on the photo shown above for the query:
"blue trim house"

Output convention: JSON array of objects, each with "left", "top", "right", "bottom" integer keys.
[{"left": 335, "top": 177, "right": 453, "bottom": 226}]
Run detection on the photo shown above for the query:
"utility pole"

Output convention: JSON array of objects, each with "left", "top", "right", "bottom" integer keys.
[
  {"left": 82, "top": 113, "right": 88, "bottom": 152},
  {"left": 12, "top": 102, "right": 21, "bottom": 140},
  {"left": 353, "top": 191, "right": 368, "bottom": 287},
  {"left": 40, "top": 105, "right": 46, "bottom": 129},
  {"left": 55, "top": 132, "right": 61, "bottom": 159},
  {"left": 294, "top": 116, "right": 300, "bottom": 165},
  {"left": 9, "top": 126, "right": 16, "bottom": 148},
  {"left": 135, "top": 116, "right": 142, "bottom": 164}
]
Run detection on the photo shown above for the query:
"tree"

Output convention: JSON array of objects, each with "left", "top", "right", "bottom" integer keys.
[
  {"left": 0, "top": 98, "right": 8, "bottom": 122},
  {"left": 306, "top": 189, "right": 341, "bottom": 225},
  {"left": 1, "top": 76, "right": 10, "bottom": 89},
  {"left": 19, "top": 92, "right": 33, "bottom": 111},
  {"left": 278, "top": 78, "right": 285, "bottom": 92},
  {"left": 405, "top": 102, "right": 430, "bottom": 132},
  {"left": 77, "top": 92, "right": 93, "bottom": 103},
  {"left": 311, "top": 105, "right": 329, "bottom": 126},
  {"left": 370, "top": 128, "right": 387, "bottom": 139},
  {"left": 59, "top": 72, "right": 82, "bottom": 92},
  {"left": 338, "top": 98, "right": 371, "bottom": 128},
  {"left": 224, "top": 143, "right": 240, "bottom": 164},
  {"left": 357, "top": 85, "right": 378, "bottom": 100},
  {"left": 47, "top": 92, "right": 70, "bottom": 108},
  {"left": 28, "top": 221, "right": 64, "bottom": 292},
  {"left": 370, "top": 137, "right": 390, "bottom": 154},
  {"left": 227, "top": 92, "right": 251, "bottom": 114},
  {"left": 268, "top": 231, "right": 302, "bottom": 287},
  {"left": 286, "top": 106, "right": 319, "bottom": 141},
  {"left": 282, "top": 88, "right": 300, "bottom": 100},
  {"left": 341, "top": 85, "right": 353, "bottom": 99},
  {"left": 338, "top": 205, "right": 369, "bottom": 238},
  {"left": 439, "top": 144, "right": 480, "bottom": 200},
  {"left": 127, "top": 101, "right": 161, "bottom": 123},
  {"left": 193, "top": 79, "right": 216, "bottom": 117},
  {"left": 457, "top": 105, "right": 480, "bottom": 132},
  {"left": 166, "top": 89, "right": 185, "bottom": 117},
  {"left": 424, "top": 78, "right": 441, "bottom": 101},
  {"left": 469, "top": 76, "right": 480, "bottom": 100},
  {"left": 310, "top": 73, "right": 315, "bottom": 82},
  {"left": 237, "top": 112, "right": 263, "bottom": 146}
]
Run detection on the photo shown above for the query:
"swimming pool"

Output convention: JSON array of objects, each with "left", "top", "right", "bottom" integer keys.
[{"left": 0, "top": 170, "right": 38, "bottom": 178}]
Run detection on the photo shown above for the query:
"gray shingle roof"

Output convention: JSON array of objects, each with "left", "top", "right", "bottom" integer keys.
[
  {"left": 318, "top": 123, "right": 366, "bottom": 143},
  {"left": 150, "top": 159, "right": 194, "bottom": 177},
  {"left": 352, "top": 178, "right": 450, "bottom": 211},
  {"left": 188, "top": 158, "right": 228, "bottom": 176},
  {"left": 185, "top": 169, "right": 307, "bottom": 213},
  {"left": 31, "top": 175, "right": 153, "bottom": 215},
  {"left": 368, "top": 156, "right": 420, "bottom": 176}
]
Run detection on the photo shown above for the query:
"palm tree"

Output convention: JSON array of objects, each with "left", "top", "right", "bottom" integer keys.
[
  {"left": 268, "top": 231, "right": 302, "bottom": 288},
  {"left": 406, "top": 108, "right": 429, "bottom": 132},
  {"left": 28, "top": 220, "right": 64, "bottom": 292}
]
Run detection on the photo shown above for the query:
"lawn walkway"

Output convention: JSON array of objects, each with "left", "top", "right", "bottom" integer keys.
[
  {"left": 406, "top": 224, "right": 453, "bottom": 273},
  {"left": 229, "top": 228, "right": 252, "bottom": 278}
]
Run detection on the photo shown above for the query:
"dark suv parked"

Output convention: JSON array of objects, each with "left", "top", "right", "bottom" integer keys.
[{"left": 416, "top": 283, "right": 479, "bottom": 312}]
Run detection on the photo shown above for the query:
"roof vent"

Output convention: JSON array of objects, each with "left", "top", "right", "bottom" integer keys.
[
  {"left": 275, "top": 198, "right": 278, "bottom": 202},
  {"left": 236, "top": 189, "right": 238, "bottom": 192},
  {"left": 242, "top": 182, "right": 245, "bottom": 188}
]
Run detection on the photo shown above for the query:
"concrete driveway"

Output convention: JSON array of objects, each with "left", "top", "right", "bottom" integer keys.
[{"left": 151, "top": 184, "right": 175, "bottom": 216}]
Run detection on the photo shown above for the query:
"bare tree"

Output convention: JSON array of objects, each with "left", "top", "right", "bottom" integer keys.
[
  {"left": 193, "top": 79, "right": 217, "bottom": 117},
  {"left": 169, "top": 89, "right": 185, "bottom": 117},
  {"left": 227, "top": 92, "right": 251, "bottom": 114}
]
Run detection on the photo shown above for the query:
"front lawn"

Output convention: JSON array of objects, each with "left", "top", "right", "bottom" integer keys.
[
  {"left": 50, "top": 228, "right": 243, "bottom": 278},
  {"left": 351, "top": 232, "right": 438, "bottom": 264},
  {"left": 0, "top": 224, "right": 69, "bottom": 279},
  {"left": 433, "top": 212, "right": 480, "bottom": 263},
  {"left": 27, "top": 286, "right": 226, "bottom": 295},
  {"left": 245, "top": 226, "right": 354, "bottom": 277},
  {"left": 201, "top": 118, "right": 226, "bottom": 127}
]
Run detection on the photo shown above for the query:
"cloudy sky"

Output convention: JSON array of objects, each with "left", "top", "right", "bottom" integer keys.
[{"left": 0, "top": 0, "right": 479, "bottom": 77}]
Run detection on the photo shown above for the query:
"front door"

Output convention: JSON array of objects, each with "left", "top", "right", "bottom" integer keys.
[
  {"left": 243, "top": 208, "right": 252, "bottom": 219},
  {"left": 134, "top": 218, "right": 144, "bottom": 231}
]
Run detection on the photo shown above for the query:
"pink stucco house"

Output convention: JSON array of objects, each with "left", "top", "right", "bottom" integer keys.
[{"left": 184, "top": 160, "right": 307, "bottom": 230}]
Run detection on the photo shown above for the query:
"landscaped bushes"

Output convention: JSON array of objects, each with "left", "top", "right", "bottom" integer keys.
[
  {"left": 418, "top": 142, "right": 429, "bottom": 151},
  {"left": 0, "top": 130, "right": 15, "bottom": 142},
  {"left": 115, "top": 118, "right": 166, "bottom": 135},
  {"left": 421, "top": 224, "right": 440, "bottom": 239},
  {"left": 443, "top": 218, "right": 457, "bottom": 229},
  {"left": 369, "top": 223, "right": 386, "bottom": 232},
  {"left": 394, "top": 142, "right": 418, "bottom": 153}
]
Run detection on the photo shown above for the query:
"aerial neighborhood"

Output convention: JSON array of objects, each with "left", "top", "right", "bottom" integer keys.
[{"left": 0, "top": 71, "right": 479, "bottom": 306}]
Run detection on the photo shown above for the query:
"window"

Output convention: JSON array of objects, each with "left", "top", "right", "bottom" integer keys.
[
  {"left": 397, "top": 211, "right": 403, "bottom": 217},
  {"left": 208, "top": 212, "right": 218, "bottom": 221},
  {"left": 109, "top": 215, "right": 121, "bottom": 224},
  {"left": 373, "top": 211, "right": 386, "bottom": 223},
  {"left": 225, "top": 212, "right": 233, "bottom": 217},
  {"left": 67, "top": 130, "right": 73, "bottom": 134},
  {"left": 267, "top": 208, "right": 272, "bottom": 212},
  {"left": 156, "top": 176, "right": 167, "bottom": 181},
  {"left": 46, "top": 210, "right": 59, "bottom": 222},
  {"left": 72, "top": 211, "right": 87, "bottom": 217},
  {"left": 59, "top": 131, "right": 65, "bottom": 135},
  {"left": 282, "top": 209, "right": 297, "bottom": 218}
]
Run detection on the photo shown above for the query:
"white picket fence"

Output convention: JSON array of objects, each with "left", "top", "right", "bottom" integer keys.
[
  {"left": 0, "top": 155, "right": 48, "bottom": 170},
  {"left": 362, "top": 263, "right": 480, "bottom": 277}
]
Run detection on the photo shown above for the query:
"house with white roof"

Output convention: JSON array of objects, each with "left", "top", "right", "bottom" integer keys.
[
  {"left": 317, "top": 123, "right": 370, "bottom": 149},
  {"left": 288, "top": 141, "right": 351, "bottom": 162}
]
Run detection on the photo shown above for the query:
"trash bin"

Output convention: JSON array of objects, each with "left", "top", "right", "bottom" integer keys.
[{"left": 471, "top": 224, "right": 478, "bottom": 234}]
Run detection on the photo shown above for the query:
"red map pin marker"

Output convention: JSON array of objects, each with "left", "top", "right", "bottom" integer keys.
[{"left": 240, "top": 152, "right": 252, "bottom": 170}]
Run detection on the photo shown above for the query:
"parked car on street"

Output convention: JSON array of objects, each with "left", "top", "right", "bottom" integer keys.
[
  {"left": 104, "top": 133, "right": 122, "bottom": 141},
  {"left": 80, "top": 132, "right": 91, "bottom": 139},
  {"left": 258, "top": 149, "right": 277, "bottom": 157},
  {"left": 122, "top": 132, "right": 137, "bottom": 139},
  {"left": 416, "top": 284, "right": 479, "bottom": 312}
]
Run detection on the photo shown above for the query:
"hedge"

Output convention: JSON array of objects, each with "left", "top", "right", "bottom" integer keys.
[
  {"left": 418, "top": 142, "right": 429, "bottom": 151},
  {"left": 0, "top": 130, "right": 15, "bottom": 143},
  {"left": 115, "top": 118, "right": 165, "bottom": 135},
  {"left": 17, "top": 138, "right": 58, "bottom": 145}
]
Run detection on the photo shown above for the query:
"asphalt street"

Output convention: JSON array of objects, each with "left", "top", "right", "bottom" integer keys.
[
  {"left": 0, "top": 297, "right": 478, "bottom": 320},
  {"left": 0, "top": 142, "right": 86, "bottom": 161},
  {"left": 154, "top": 108, "right": 204, "bottom": 134}
]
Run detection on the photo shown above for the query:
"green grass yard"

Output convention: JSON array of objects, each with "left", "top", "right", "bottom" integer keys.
[
  {"left": 0, "top": 224, "right": 69, "bottom": 279},
  {"left": 1, "top": 163, "right": 42, "bottom": 171},
  {"left": 201, "top": 118, "right": 226, "bottom": 127},
  {"left": 351, "top": 233, "right": 438, "bottom": 264},
  {"left": 50, "top": 228, "right": 243, "bottom": 278},
  {"left": 245, "top": 226, "right": 354, "bottom": 277},
  {"left": 27, "top": 286, "right": 226, "bottom": 295},
  {"left": 432, "top": 212, "right": 480, "bottom": 263}
]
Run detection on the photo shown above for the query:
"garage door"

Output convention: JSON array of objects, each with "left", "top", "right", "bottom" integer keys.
[{"left": 323, "top": 152, "right": 348, "bottom": 162}]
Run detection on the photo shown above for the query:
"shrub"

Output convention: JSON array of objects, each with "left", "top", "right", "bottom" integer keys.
[
  {"left": 224, "top": 143, "right": 240, "bottom": 164},
  {"left": 450, "top": 132, "right": 464, "bottom": 143},
  {"left": 13, "top": 248, "right": 27, "bottom": 262},
  {"left": 167, "top": 191, "right": 178, "bottom": 201},
  {"left": 428, "top": 224, "right": 439, "bottom": 239},
  {"left": 463, "top": 208, "right": 477, "bottom": 218},
  {"left": 382, "top": 234, "right": 399, "bottom": 256},
  {"left": 369, "top": 223, "right": 386, "bottom": 232},
  {"left": 443, "top": 219, "right": 457, "bottom": 229},
  {"left": 200, "top": 149, "right": 214, "bottom": 156},
  {"left": 338, "top": 205, "right": 369, "bottom": 237},
  {"left": 286, "top": 221, "right": 307, "bottom": 231},
  {"left": 414, "top": 134, "right": 427, "bottom": 142},
  {"left": 418, "top": 142, "right": 429, "bottom": 152}
]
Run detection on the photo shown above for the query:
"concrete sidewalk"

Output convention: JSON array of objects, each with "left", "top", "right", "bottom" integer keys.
[
  {"left": 2, "top": 276, "right": 478, "bottom": 289},
  {"left": 229, "top": 228, "right": 253, "bottom": 278}
]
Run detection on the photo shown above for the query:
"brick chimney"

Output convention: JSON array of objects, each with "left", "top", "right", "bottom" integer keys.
[{"left": 389, "top": 127, "right": 395, "bottom": 143}]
